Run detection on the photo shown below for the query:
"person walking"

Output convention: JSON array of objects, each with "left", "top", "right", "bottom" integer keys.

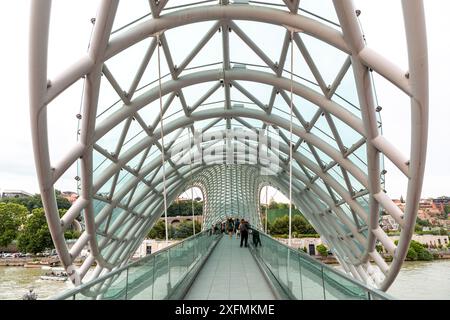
[
  {"left": 234, "top": 218, "right": 240, "bottom": 238},
  {"left": 251, "top": 227, "right": 262, "bottom": 247},
  {"left": 239, "top": 219, "right": 249, "bottom": 247},
  {"left": 227, "top": 218, "right": 234, "bottom": 238}
]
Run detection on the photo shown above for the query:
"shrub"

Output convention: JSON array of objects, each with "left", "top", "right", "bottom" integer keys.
[
  {"left": 417, "top": 249, "right": 433, "bottom": 261},
  {"left": 64, "top": 230, "right": 81, "bottom": 239},
  {"left": 297, "top": 234, "right": 320, "bottom": 238},
  {"left": 17, "top": 208, "right": 54, "bottom": 254},
  {"left": 316, "top": 244, "right": 328, "bottom": 257},
  {"left": 406, "top": 247, "right": 418, "bottom": 261}
]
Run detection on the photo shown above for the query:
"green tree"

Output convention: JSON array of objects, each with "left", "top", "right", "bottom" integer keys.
[
  {"left": 406, "top": 247, "right": 418, "bottom": 260},
  {"left": 0, "top": 195, "right": 42, "bottom": 212},
  {"left": 292, "top": 215, "right": 316, "bottom": 234},
  {"left": 444, "top": 205, "right": 450, "bottom": 217},
  {"left": 410, "top": 240, "right": 433, "bottom": 261},
  {"left": 17, "top": 208, "right": 54, "bottom": 253},
  {"left": 0, "top": 192, "right": 71, "bottom": 212},
  {"left": 416, "top": 218, "right": 431, "bottom": 227},
  {"left": 269, "top": 215, "right": 317, "bottom": 235},
  {"left": 64, "top": 230, "right": 81, "bottom": 239},
  {"left": 173, "top": 221, "right": 201, "bottom": 239},
  {"left": 270, "top": 215, "right": 289, "bottom": 234},
  {"left": 147, "top": 220, "right": 174, "bottom": 239},
  {"left": 316, "top": 244, "right": 328, "bottom": 257},
  {"left": 417, "top": 248, "right": 433, "bottom": 261},
  {"left": 0, "top": 203, "right": 28, "bottom": 247},
  {"left": 166, "top": 200, "right": 203, "bottom": 217},
  {"left": 269, "top": 198, "right": 278, "bottom": 209}
]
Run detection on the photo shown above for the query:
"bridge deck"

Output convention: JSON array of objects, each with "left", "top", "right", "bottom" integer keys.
[{"left": 184, "top": 235, "right": 276, "bottom": 300}]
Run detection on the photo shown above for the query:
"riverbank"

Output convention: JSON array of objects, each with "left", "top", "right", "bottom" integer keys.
[
  {"left": 0, "top": 266, "right": 73, "bottom": 300},
  {"left": 0, "top": 256, "right": 84, "bottom": 267}
]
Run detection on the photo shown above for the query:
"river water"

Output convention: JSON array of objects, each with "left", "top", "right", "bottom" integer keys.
[
  {"left": 0, "top": 266, "right": 73, "bottom": 300},
  {"left": 1, "top": 260, "right": 449, "bottom": 300},
  {"left": 386, "top": 260, "right": 450, "bottom": 299}
]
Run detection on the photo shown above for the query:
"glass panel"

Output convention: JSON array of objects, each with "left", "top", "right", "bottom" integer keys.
[
  {"left": 127, "top": 256, "right": 155, "bottom": 300},
  {"left": 288, "top": 250, "right": 303, "bottom": 299},
  {"left": 299, "top": 257, "right": 325, "bottom": 300},
  {"left": 323, "top": 268, "right": 369, "bottom": 300},
  {"left": 253, "top": 232, "right": 389, "bottom": 300},
  {"left": 153, "top": 251, "right": 169, "bottom": 299},
  {"left": 101, "top": 269, "right": 128, "bottom": 300}
]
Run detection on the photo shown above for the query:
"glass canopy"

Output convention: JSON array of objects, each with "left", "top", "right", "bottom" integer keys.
[{"left": 29, "top": 0, "right": 428, "bottom": 291}]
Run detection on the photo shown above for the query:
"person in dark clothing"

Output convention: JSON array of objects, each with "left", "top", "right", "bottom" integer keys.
[
  {"left": 227, "top": 218, "right": 234, "bottom": 238},
  {"left": 234, "top": 218, "right": 240, "bottom": 238},
  {"left": 251, "top": 227, "right": 262, "bottom": 247},
  {"left": 239, "top": 219, "right": 249, "bottom": 247}
]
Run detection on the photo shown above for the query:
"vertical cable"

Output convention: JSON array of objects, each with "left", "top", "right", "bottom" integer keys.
[
  {"left": 288, "top": 30, "right": 294, "bottom": 247},
  {"left": 265, "top": 124, "right": 269, "bottom": 233},
  {"left": 265, "top": 184, "right": 268, "bottom": 233},
  {"left": 157, "top": 34, "right": 169, "bottom": 245},
  {"left": 189, "top": 131, "right": 195, "bottom": 235}
]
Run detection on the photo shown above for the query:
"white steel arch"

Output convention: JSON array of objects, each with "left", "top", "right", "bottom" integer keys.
[{"left": 29, "top": 0, "right": 427, "bottom": 291}]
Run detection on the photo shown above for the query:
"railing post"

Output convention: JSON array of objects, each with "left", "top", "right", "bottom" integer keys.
[
  {"left": 167, "top": 250, "right": 172, "bottom": 297},
  {"left": 287, "top": 248, "right": 293, "bottom": 292},
  {"left": 125, "top": 267, "right": 129, "bottom": 300},
  {"left": 298, "top": 255, "right": 304, "bottom": 300},
  {"left": 321, "top": 265, "right": 326, "bottom": 300},
  {"left": 152, "top": 255, "right": 155, "bottom": 300}
]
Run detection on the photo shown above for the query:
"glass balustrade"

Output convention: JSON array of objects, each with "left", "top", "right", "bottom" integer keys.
[
  {"left": 53, "top": 229, "right": 221, "bottom": 300},
  {"left": 251, "top": 231, "right": 392, "bottom": 300},
  {"left": 53, "top": 227, "right": 391, "bottom": 300}
]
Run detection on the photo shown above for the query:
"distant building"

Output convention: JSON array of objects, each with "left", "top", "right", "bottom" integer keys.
[
  {"left": 432, "top": 196, "right": 450, "bottom": 212},
  {"left": 158, "top": 215, "right": 203, "bottom": 227},
  {"left": 394, "top": 197, "right": 442, "bottom": 223},
  {"left": 418, "top": 198, "right": 434, "bottom": 209},
  {"left": 276, "top": 237, "right": 324, "bottom": 256},
  {"left": 380, "top": 215, "right": 399, "bottom": 231},
  {"left": 61, "top": 191, "right": 78, "bottom": 204},
  {"left": 133, "top": 239, "right": 180, "bottom": 258},
  {"left": 0, "top": 189, "right": 32, "bottom": 198}
]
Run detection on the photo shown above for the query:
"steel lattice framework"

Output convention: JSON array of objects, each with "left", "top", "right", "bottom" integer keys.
[
  {"left": 29, "top": 0, "right": 428, "bottom": 291},
  {"left": 194, "top": 165, "right": 262, "bottom": 228}
]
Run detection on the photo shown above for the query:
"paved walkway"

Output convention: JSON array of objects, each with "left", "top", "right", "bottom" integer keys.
[{"left": 184, "top": 234, "right": 276, "bottom": 300}]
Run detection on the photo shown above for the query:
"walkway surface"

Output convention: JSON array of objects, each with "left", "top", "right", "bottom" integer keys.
[{"left": 184, "top": 235, "right": 276, "bottom": 300}]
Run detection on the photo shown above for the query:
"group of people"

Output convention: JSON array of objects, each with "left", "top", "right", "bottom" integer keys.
[{"left": 213, "top": 217, "right": 261, "bottom": 248}]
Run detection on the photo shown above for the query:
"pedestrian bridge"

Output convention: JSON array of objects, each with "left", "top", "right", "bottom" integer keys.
[
  {"left": 29, "top": 0, "right": 428, "bottom": 296},
  {"left": 53, "top": 230, "right": 390, "bottom": 300}
]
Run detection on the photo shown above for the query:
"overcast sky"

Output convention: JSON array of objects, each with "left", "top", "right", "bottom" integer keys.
[{"left": 0, "top": 1, "right": 449, "bottom": 202}]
